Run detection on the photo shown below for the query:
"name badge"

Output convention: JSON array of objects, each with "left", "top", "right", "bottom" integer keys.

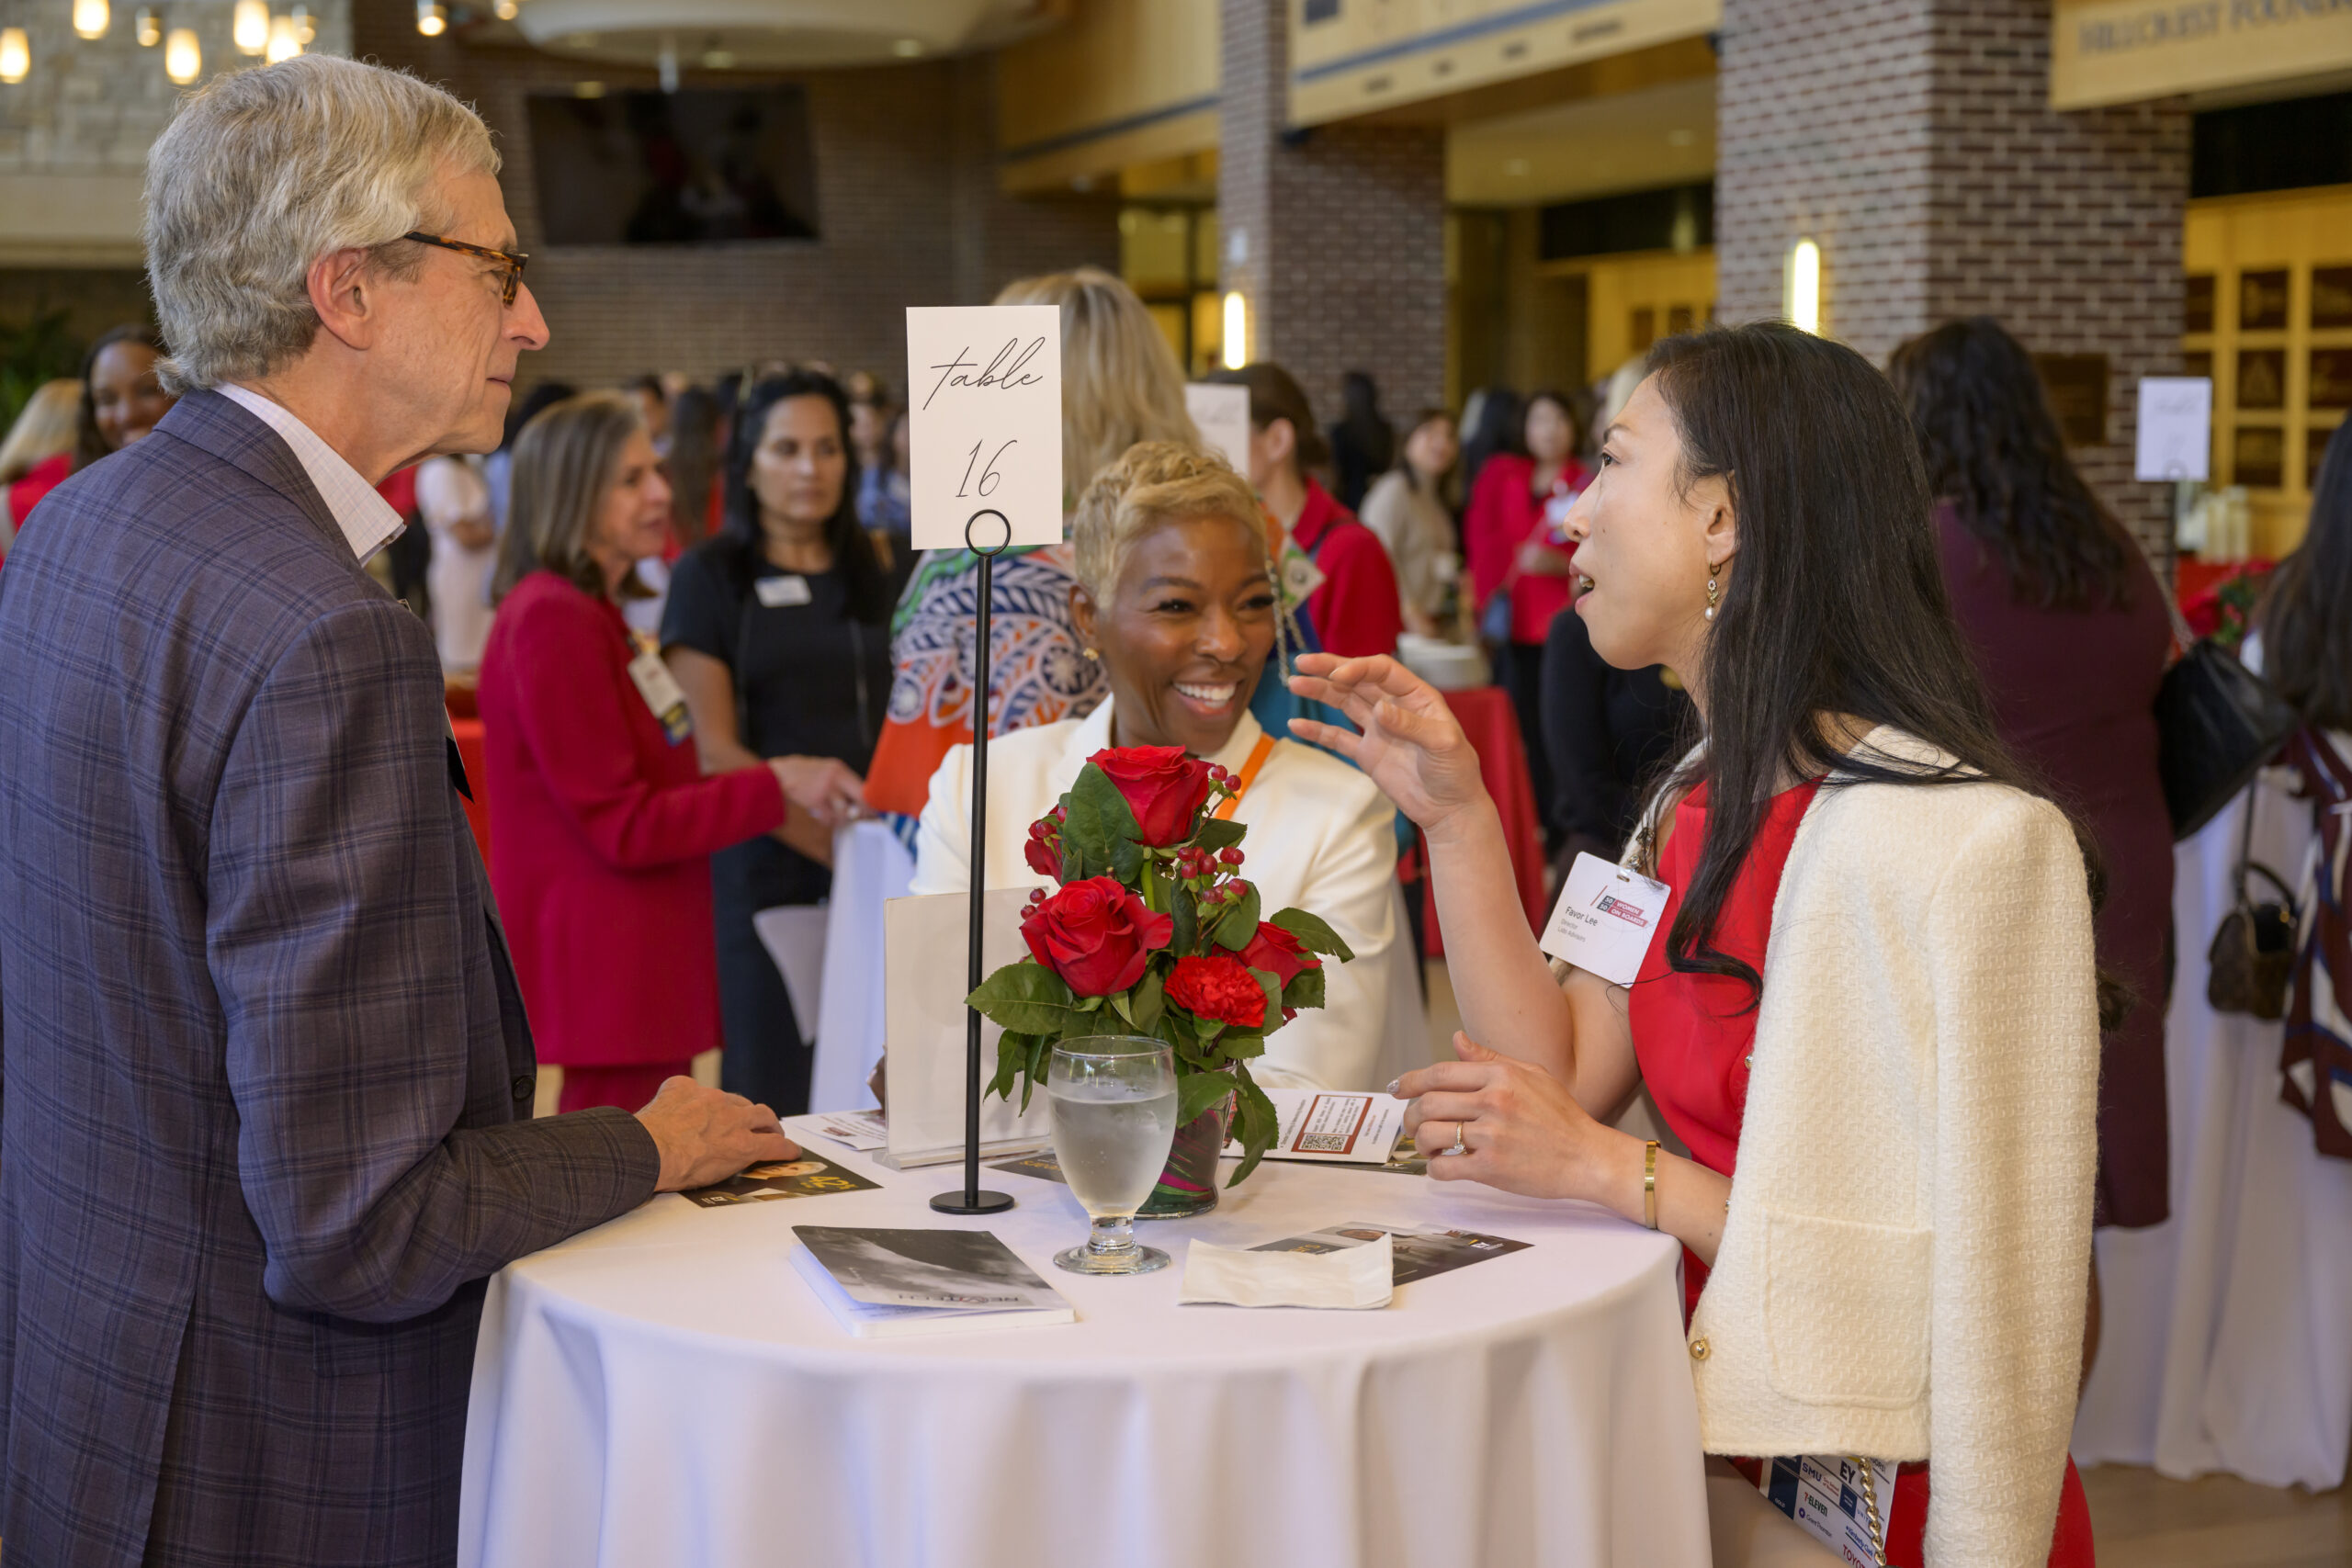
[
  {"left": 755, "top": 574, "right": 813, "bottom": 608},
  {"left": 1760, "top": 1454, "right": 1897, "bottom": 1567},
  {"left": 627, "top": 649, "right": 692, "bottom": 743},
  {"left": 1538, "top": 852, "right": 1669, "bottom": 987}
]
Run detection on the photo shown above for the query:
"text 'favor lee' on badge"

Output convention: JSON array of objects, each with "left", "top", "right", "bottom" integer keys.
[
  {"left": 905, "top": 304, "right": 1062, "bottom": 553},
  {"left": 1540, "top": 852, "right": 1670, "bottom": 987}
]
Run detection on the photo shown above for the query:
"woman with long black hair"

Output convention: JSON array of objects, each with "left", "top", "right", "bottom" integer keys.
[
  {"left": 662, "top": 370, "right": 893, "bottom": 1116},
  {"left": 1888, "top": 317, "right": 2173, "bottom": 1242},
  {"left": 1294, "top": 324, "right": 2103, "bottom": 1565}
]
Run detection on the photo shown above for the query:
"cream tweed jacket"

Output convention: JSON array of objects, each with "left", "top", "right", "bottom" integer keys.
[{"left": 1654, "top": 728, "right": 2100, "bottom": 1567}]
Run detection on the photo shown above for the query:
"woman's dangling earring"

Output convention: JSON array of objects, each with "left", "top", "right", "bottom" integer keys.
[
  {"left": 1704, "top": 572, "right": 1720, "bottom": 622},
  {"left": 1082, "top": 646, "right": 1101, "bottom": 661}
]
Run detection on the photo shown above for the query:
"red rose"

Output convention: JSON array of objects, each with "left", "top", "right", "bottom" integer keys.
[
  {"left": 1238, "top": 921, "right": 1321, "bottom": 988},
  {"left": 1089, "top": 745, "right": 1215, "bottom": 847},
  {"left": 1165, "top": 953, "right": 1267, "bottom": 1030},
  {"left": 1021, "top": 876, "right": 1171, "bottom": 997}
]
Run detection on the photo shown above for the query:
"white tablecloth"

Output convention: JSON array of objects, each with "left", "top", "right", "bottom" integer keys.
[
  {"left": 2072, "top": 762, "right": 2352, "bottom": 1489},
  {"left": 458, "top": 1145, "right": 1710, "bottom": 1568}
]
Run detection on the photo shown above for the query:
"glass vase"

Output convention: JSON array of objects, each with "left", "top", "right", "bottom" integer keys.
[{"left": 1136, "top": 1070, "right": 1235, "bottom": 1220}]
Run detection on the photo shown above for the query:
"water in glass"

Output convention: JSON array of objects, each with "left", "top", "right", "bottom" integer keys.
[{"left": 1046, "top": 1038, "right": 1178, "bottom": 1276}]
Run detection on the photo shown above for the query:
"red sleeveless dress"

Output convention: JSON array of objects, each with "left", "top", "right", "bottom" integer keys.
[{"left": 1626, "top": 779, "right": 2094, "bottom": 1567}]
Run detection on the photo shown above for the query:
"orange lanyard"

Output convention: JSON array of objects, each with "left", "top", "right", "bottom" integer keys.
[{"left": 1212, "top": 734, "right": 1277, "bottom": 820}]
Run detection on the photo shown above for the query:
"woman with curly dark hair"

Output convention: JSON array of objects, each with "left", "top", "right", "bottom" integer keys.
[{"left": 1888, "top": 317, "right": 2173, "bottom": 1242}]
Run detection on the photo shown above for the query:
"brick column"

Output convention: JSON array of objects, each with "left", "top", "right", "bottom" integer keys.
[
  {"left": 1217, "top": 0, "right": 1447, "bottom": 422},
  {"left": 1715, "top": 0, "right": 2189, "bottom": 549}
]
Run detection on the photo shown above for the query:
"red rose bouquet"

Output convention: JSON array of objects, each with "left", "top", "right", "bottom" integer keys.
[{"left": 967, "top": 744, "right": 1352, "bottom": 1184}]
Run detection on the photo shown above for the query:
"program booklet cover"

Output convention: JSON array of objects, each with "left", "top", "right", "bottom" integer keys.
[
  {"left": 790, "top": 1225, "right": 1067, "bottom": 1312},
  {"left": 1252, "top": 1221, "right": 1530, "bottom": 1285},
  {"left": 681, "top": 1154, "right": 879, "bottom": 1208}
]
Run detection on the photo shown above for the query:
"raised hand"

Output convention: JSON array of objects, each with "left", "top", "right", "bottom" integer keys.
[{"left": 1285, "top": 652, "right": 1487, "bottom": 833}]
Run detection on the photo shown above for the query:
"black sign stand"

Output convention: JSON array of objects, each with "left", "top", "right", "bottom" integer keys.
[{"left": 931, "top": 510, "right": 1017, "bottom": 1216}]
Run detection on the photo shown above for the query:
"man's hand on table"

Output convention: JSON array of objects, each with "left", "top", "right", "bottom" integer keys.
[{"left": 635, "top": 1077, "right": 801, "bottom": 1192}]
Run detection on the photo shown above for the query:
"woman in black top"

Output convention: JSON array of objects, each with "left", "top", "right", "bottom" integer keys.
[{"left": 662, "top": 371, "right": 895, "bottom": 1115}]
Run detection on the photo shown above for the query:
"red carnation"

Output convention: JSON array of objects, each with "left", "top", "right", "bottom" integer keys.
[
  {"left": 1020, "top": 876, "right": 1171, "bottom": 997},
  {"left": 1238, "top": 921, "right": 1321, "bottom": 988},
  {"left": 1165, "top": 953, "right": 1267, "bottom": 1030},
  {"left": 1089, "top": 745, "right": 1216, "bottom": 847}
]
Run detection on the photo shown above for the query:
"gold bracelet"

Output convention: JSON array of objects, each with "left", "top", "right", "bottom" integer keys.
[{"left": 1644, "top": 1140, "right": 1660, "bottom": 1230}]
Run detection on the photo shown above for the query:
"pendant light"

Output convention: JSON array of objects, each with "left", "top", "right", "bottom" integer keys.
[
  {"left": 415, "top": 0, "right": 447, "bottom": 37},
  {"left": 0, "top": 28, "right": 28, "bottom": 85},
  {"left": 232, "top": 0, "right": 268, "bottom": 53},
  {"left": 73, "top": 0, "right": 110, "bottom": 41},
  {"left": 266, "top": 12, "right": 299, "bottom": 61},
  {"left": 164, "top": 25, "right": 199, "bottom": 82},
  {"left": 134, "top": 6, "right": 159, "bottom": 45}
]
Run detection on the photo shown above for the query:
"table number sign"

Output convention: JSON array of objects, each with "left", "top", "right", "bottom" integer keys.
[
  {"left": 1186, "top": 381, "right": 1253, "bottom": 477},
  {"left": 2135, "top": 376, "right": 2212, "bottom": 483},
  {"left": 906, "top": 304, "right": 1063, "bottom": 551}
]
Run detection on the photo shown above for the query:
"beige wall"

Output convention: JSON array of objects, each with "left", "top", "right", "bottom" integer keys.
[{"left": 996, "top": 0, "right": 1220, "bottom": 193}]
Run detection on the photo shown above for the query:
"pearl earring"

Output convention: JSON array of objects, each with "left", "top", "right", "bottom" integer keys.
[{"left": 1704, "top": 572, "right": 1720, "bottom": 621}]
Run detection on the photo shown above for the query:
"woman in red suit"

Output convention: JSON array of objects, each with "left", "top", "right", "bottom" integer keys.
[
  {"left": 478, "top": 392, "right": 865, "bottom": 1112},
  {"left": 1463, "top": 389, "right": 1589, "bottom": 842}
]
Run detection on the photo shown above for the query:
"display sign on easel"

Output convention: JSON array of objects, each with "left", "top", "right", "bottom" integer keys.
[
  {"left": 1186, "top": 382, "right": 1253, "bottom": 479},
  {"left": 903, "top": 304, "right": 1064, "bottom": 1216},
  {"left": 2135, "top": 377, "right": 2212, "bottom": 482},
  {"left": 907, "top": 305, "right": 1063, "bottom": 551}
]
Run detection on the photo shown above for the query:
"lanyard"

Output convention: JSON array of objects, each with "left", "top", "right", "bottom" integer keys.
[{"left": 1212, "top": 734, "right": 1278, "bottom": 821}]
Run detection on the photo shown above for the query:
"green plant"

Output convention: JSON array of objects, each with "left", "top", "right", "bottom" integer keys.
[{"left": 0, "top": 306, "right": 85, "bottom": 434}]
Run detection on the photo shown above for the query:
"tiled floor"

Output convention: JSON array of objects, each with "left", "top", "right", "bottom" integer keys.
[{"left": 2082, "top": 1464, "right": 2352, "bottom": 1567}]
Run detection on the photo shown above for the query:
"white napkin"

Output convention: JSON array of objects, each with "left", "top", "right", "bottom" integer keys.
[{"left": 1177, "top": 1234, "right": 1395, "bottom": 1310}]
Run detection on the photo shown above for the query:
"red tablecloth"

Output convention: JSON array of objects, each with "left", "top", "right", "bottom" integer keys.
[
  {"left": 1420, "top": 684, "right": 1548, "bottom": 958},
  {"left": 450, "top": 716, "right": 491, "bottom": 862}
]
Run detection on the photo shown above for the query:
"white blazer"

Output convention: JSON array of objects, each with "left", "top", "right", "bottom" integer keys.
[
  {"left": 1651, "top": 728, "right": 2100, "bottom": 1568},
  {"left": 912, "top": 699, "right": 1404, "bottom": 1091}
]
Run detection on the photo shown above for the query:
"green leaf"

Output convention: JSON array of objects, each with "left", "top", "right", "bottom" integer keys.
[
  {"left": 1110, "top": 833, "right": 1146, "bottom": 886},
  {"left": 1070, "top": 764, "right": 1143, "bottom": 845},
  {"left": 1281, "top": 966, "right": 1326, "bottom": 1014},
  {"left": 1128, "top": 966, "right": 1165, "bottom": 1032},
  {"left": 1109, "top": 989, "right": 1136, "bottom": 1028},
  {"left": 1193, "top": 817, "right": 1246, "bottom": 852},
  {"left": 966, "top": 961, "right": 1085, "bottom": 1035},
  {"left": 1191, "top": 1010, "right": 1226, "bottom": 1045},
  {"left": 1271, "top": 908, "right": 1354, "bottom": 962},
  {"left": 1020, "top": 1034, "right": 1050, "bottom": 1112},
  {"left": 1215, "top": 1031, "right": 1265, "bottom": 1060},
  {"left": 1057, "top": 790, "right": 1113, "bottom": 883},
  {"left": 1177, "top": 1069, "right": 1236, "bottom": 1127},
  {"left": 1211, "top": 883, "right": 1261, "bottom": 950},
  {"left": 989, "top": 1030, "right": 1033, "bottom": 1102},
  {"left": 1227, "top": 1067, "right": 1281, "bottom": 1185},
  {"left": 1171, "top": 888, "right": 1199, "bottom": 957}
]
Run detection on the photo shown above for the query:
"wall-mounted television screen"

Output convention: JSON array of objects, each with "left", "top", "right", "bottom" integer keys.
[{"left": 526, "top": 87, "right": 819, "bottom": 246}]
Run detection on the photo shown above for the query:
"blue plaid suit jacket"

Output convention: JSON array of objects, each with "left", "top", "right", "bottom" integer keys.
[{"left": 0, "top": 391, "right": 662, "bottom": 1567}]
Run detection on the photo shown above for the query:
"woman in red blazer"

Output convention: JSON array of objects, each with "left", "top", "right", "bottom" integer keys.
[
  {"left": 478, "top": 392, "right": 864, "bottom": 1112},
  {"left": 1463, "top": 389, "right": 1589, "bottom": 844}
]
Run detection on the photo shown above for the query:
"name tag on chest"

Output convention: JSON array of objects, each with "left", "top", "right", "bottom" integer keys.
[
  {"left": 1538, "top": 852, "right": 1669, "bottom": 987},
  {"left": 755, "top": 574, "right": 813, "bottom": 608},
  {"left": 627, "top": 649, "right": 692, "bottom": 743}
]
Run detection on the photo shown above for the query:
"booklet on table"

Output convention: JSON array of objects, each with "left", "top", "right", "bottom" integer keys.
[
  {"left": 1221, "top": 1089, "right": 1408, "bottom": 1164},
  {"left": 789, "top": 1225, "right": 1074, "bottom": 1338},
  {"left": 1252, "top": 1221, "right": 1530, "bottom": 1285},
  {"left": 681, "top": 1153, "right": 878, "bottom": 1208}
]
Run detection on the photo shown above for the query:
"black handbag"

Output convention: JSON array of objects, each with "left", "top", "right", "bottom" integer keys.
[
  {"left": 2206, "top": 784, "right": 2299, "bottom": 1020},
  {"left": 2154, "top": 594, "right": 2299, "bottom": 840}
]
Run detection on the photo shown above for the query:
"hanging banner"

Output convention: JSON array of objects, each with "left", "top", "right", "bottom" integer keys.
[{"left": 905, "top": 305, "right": 1064, "bottom": 552}]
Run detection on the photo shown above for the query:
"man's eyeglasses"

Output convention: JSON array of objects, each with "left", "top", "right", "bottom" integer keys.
[{"left": 401, "top": 231, "right": 530, "bottom": 306}]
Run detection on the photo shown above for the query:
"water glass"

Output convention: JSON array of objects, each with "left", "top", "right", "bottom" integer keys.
[{"left": 1046, "top": 1036, "right": 1179, "bottom": 1276}]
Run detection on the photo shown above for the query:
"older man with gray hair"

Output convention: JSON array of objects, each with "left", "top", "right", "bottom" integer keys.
[{"left": 0, "top": 57, "right": 827, "bottom": 1567}]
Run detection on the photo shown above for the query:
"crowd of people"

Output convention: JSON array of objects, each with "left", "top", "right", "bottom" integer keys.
[{"left": 3, "top": 51, "right": 2350, "bottom": 1568}]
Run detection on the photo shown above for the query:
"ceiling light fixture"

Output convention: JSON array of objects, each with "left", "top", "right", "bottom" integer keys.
[
  {"left": 415, "top": 0, "right": 447, "bottom": 38},
  {"left": 134, "top": 5, "right": 159, "bottom": 45},
  {"left": 73, "top": 0, "right": 109, "bottom": 41},
  {"left": 266, "top": 13, "right": 300, "bottom": 60},
  {"left": 0, "top": 28, "right": 28, "bottom": 84},
  {"left": 232, "top": 0, "right": 267, "bottom": 52},
  {"left": 1221, "top": 293, "right": 1248, "bottom": 371},
  {"left": 164, "top": 25, "right": 199, "bottom": 80},
  {"left": 493, "top": 0, "right": 517, "bottom": 16}
]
